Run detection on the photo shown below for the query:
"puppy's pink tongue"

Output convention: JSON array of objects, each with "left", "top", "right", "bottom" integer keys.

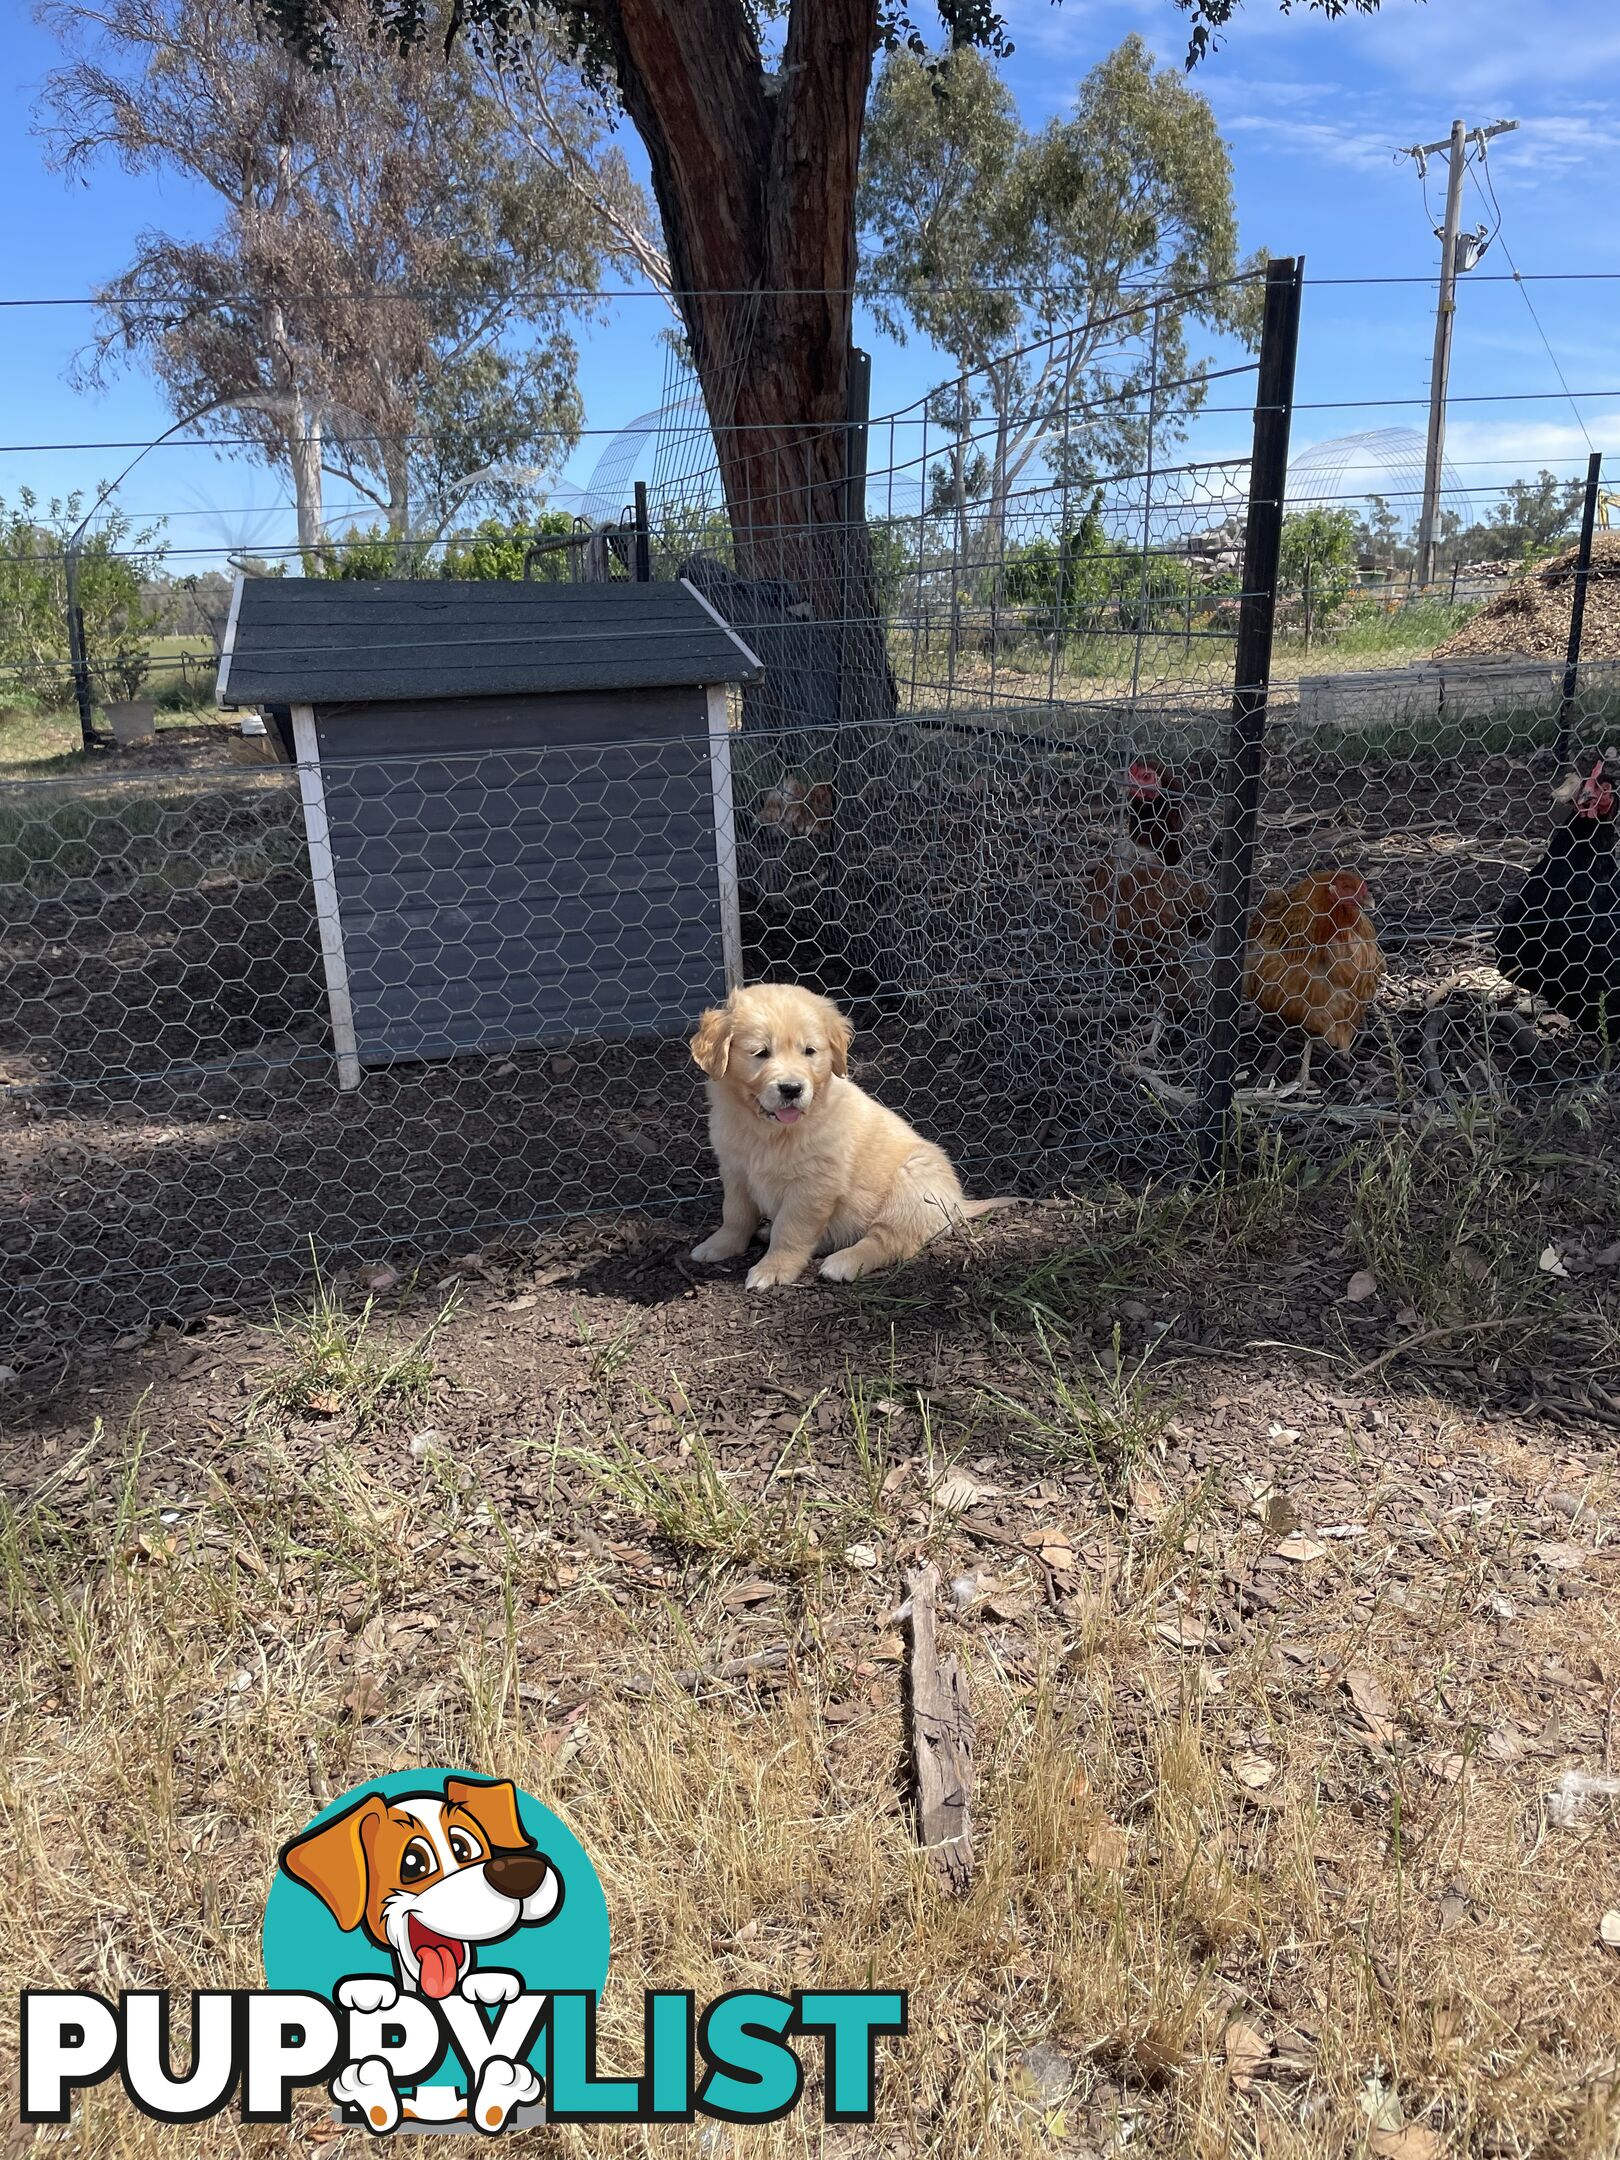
[
  {"left": 418, "top": 1942, "right": 461, "bottom": 1999},
  {"left": 774, "top": 1106, "right": 803, "bottom": 1124}
]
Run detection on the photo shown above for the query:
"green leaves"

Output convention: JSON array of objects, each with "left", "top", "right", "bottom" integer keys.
[
  {"left": 859, "top": 35, "right": 1249, "bottom": 526},
  {"left": 1171, "top": 0, "right": 1387, "bottom": 72},
  {"left": 0, "top": 490, "right": 167, "bottom": 710}
]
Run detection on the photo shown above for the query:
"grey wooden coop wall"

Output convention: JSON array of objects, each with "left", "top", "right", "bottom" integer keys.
[
  {"left": 215, "top": 576, "right": 757, "bottom": 1087},
  {"left": 295, "top": 687, "right": 738, "bottom": 1080}
]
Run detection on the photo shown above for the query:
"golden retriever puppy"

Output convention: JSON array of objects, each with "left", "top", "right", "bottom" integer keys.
[{"left": 688, "top": 982, "right": 1004, "bottom": 1291}]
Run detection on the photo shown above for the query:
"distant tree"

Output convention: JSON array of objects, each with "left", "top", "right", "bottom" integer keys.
[
  {"left": 309, "top": 511, "right": 589, "bottom": 580},
  {"left": 307, "top": 526, "right": 432, "bottom": 579},
  {"left": 1280, "top": 506, "right": 1357, "bottom": 645},
  {"left": 1358, "top": 494, "right": 1403, "bottom": 570},
  {"left": 1002, "top": 499, "right": 1115, "bottom": 631},
  {"left": 36, "top": 0, "right": 648, "bottom": 553},
  {"left": 480, "top": 40, "right": 672, "bottom": 305},
  {"left": 859, "top": 37, "right": 1256, "bottom": 558},
  {"left": 439, "top": 513, "right": 579, "bottom": 581},
  {"left": 1466, "top": 471, "right": 1586, "bottom": 562},
  {"left": 0, "top": 489, "right": 166, "bottom": 707},
  {"left": 150, "top": 569, "right": 235, "bottom": 646}
]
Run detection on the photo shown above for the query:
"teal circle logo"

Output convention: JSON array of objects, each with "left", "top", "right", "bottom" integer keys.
[{"left": 263, "top": 1769, "right": 609, "bottom": 2005}]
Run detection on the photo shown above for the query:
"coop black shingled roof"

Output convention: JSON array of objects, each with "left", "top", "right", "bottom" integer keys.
[{"left": 216, "top": 574, "right": 763, "bottom": 707}]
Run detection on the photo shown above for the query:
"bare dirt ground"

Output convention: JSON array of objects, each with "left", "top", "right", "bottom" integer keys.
[{"left": 3, "top": 1104, "right": 1619, "bottom": 2158}]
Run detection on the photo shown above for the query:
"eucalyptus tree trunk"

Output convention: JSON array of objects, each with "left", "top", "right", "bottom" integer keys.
[{"left": 599, "top": 0, "right": 896, "bottom": 723}]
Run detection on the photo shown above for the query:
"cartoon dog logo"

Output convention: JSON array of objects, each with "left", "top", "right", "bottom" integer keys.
[{"left": 280, "top": 1775, "right": 565, "bottom": 2130}]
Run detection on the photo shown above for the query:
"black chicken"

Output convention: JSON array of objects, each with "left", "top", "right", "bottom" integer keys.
[
  {"left": 1125, "top": 757, "right": 1193, "bottom": 866},
  {"left": 1497, "top": 753, "right": 1619, "bottom": 1035}
]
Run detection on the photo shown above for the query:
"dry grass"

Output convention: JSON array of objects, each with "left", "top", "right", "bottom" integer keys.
[
  {"left": 4, "top": 1324, "right": 1620, "bottom": 2160},
  {"left": 247, "top": 1262, "right": 462, "bottom": 1428}
]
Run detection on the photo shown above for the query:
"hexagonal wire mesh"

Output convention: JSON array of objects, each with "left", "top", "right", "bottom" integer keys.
[{"left": 5, "top": 264, "right": 1619, "bottom": 1362}]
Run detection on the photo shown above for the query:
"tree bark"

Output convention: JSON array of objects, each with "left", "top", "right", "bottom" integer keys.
[
  {"left": 285, "top": 414, "right": 325, "bottom": 559},
  {"left": 265, "top": 300, "right": 325, "bottom": 558},
  {"left": 591, "top": 0, "right": 896, "bottom": 720}
]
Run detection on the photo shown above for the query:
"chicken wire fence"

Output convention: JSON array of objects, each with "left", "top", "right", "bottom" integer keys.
[{"left": 5, "top": 261, "right": 1619, "bottom": 1364}]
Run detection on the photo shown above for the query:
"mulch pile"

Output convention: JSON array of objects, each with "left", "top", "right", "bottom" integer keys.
[{"left": 1434, "top": 531, "right": 1620, "bottom": 663}]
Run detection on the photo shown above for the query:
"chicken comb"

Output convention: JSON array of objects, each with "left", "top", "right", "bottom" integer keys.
[
  {"left": 1125, "top": 759, "right": 1165, "bottom": 797},
  {"left": 1557, "top": 755, "right": 1617, "bottom": 818}
]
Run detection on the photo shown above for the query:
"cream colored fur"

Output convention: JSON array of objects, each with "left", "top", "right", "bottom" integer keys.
[{"left": 688, "top": 983, "right": 1003, "bottom": 1291}]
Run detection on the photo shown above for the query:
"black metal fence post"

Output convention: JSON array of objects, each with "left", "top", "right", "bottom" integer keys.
[
  {"left": 633, "top": 480, "right": 651, "bottom": 583},
  {"left": 1556, "top": 449, "right": 1602, "bottom": 770},
  {"left": 1198, "top": 255, "right": 1305, "bottom": 1174},
  {"left": 64, "top": 543, "right": 98, "bottom": 754},
  {"left": 838, "top": 347, "right": 872, "bottom": 727}
]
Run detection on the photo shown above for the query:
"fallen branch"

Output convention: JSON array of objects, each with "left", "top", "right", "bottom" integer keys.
[
  {"left": 1347, "top": 1317, "right": 1527, "bottom": 1385},
  {"left": 905, "top": 1565, "right": 974, "bottom": 1895},
  {"left": 620, "top": 1644, "right": 790, "bottom": 1698},
  {"left": 958, "top": 1510, "right": 1067, "bottom": 1614}
]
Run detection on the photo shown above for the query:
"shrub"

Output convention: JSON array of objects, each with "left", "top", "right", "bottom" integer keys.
[{"left": 0, "top": 489, "right": 166, "bottom": 707}]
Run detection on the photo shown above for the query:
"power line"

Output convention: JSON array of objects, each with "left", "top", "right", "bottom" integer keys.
[
  {"left": 5, "top": 268, "right": 1620, "bottom": 309},
  {"left": 1471, "top": 149, "right": 1594, "bottom": 454},
  {"left": 14, "top": 382, "right": 1620, "bottom": 463}
]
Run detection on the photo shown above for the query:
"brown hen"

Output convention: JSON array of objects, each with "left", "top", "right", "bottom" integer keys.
[{"left": 1243, "top": 869, "right": 1384, "bottom": 1088}]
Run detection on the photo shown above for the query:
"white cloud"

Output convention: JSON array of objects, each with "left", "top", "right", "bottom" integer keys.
[
  {"left": 1219, "top": 111, "right": 1400, "bottom": 176},
  {"left": 1443, "top": 410, "right": 1620, "bottom": 467}
]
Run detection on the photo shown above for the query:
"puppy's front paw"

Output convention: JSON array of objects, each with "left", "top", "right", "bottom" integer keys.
[
  {"left": 472, "top": 2057, "right": 542, "bottom": 2135},
  {"left": 692, "top": 1229, "right": 750, "bottom": 1263},
  {"left": 332, "top": 2057, "right": 400, "bottom": 2134},
  {"left": 746, "top": 1255, "right": 805, "bottom": 1291},
  {"left": 336, "top": 1977, "right": 398, "bottom": 2014},
  {"left": 818, "top": 1248, "right": 868, "bottom": 1283},
  {"left": 460, "top": 1968, "right": 522, "bottom": 2006}
]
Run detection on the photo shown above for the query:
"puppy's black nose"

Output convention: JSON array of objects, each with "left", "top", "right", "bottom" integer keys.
[
  {"left": 485, "top": 1852, "right": 548, "bottom": 1900},
  {"left": 776, "top": 1079, "right": 804, "bottom": 1101}
]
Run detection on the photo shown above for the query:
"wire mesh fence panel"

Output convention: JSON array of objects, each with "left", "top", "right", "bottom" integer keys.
[
  {"left": 0, "top": 270, "right": 1283, "bottom": 1360},
  {"left": 1243, "top": 661, "right": 1620, "bottom": 1116},
  {"left": 11, "top": 261, "right": 1620, "bottom": 1363},
  {"left": 2, "top": 740, "right": 731, "bottom": 1360}
]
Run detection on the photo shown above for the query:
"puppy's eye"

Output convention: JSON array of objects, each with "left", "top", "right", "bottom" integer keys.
[
  {"left": 400, "top": 1838, "right": 436, "bottom": 1884},
  {"left": 803, "top": 1045, "right": 816, "bottom": 1055},
  {"left": 753, "top": 1047, "right": 769, "bottom": 1059},
  {"left": 447, "top": 1828, "right": 483, "bottom": 1864}
]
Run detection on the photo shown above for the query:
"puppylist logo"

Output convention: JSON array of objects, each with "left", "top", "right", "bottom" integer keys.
[{"left": 20, "top": 1768, "right": 906, "bottom": 2136}]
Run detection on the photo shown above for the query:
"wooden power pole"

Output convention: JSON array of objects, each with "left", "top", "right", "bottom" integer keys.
[{"left": 1401, "top": 117, "right": 1519, "bottom": 588}]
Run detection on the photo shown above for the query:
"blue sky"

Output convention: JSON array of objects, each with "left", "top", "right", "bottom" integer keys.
[{"left": 3, "top": 0, "right": 1618, "bottom": 566}]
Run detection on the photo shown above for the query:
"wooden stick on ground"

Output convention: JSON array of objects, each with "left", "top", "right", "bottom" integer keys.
[{"left": 905, "top": 1564, "right": 974, "bottom": 1895}]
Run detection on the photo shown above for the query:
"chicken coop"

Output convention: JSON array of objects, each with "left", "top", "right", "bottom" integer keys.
[{"left": 215, "top": 575, "right": 762, "bottom": 1086}]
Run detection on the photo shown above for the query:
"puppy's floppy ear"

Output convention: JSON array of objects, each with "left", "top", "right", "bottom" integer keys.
[
  {"left": 818, "top": 996, "right": 852, "bottom": 1077},
  {"left": 689, "top": 1001, "right": 733, "bottom": 1078},
  {"left": 280, "top": 1792, "right": 385, "bottom": 1934},
  {"left": 444, "top": 1776, "right": 533, "bottom": 1854}
]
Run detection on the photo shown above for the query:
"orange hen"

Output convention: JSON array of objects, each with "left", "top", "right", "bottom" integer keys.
[{"left": 1242, "top": 869, "right": 1384, "bottom": 1087}]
